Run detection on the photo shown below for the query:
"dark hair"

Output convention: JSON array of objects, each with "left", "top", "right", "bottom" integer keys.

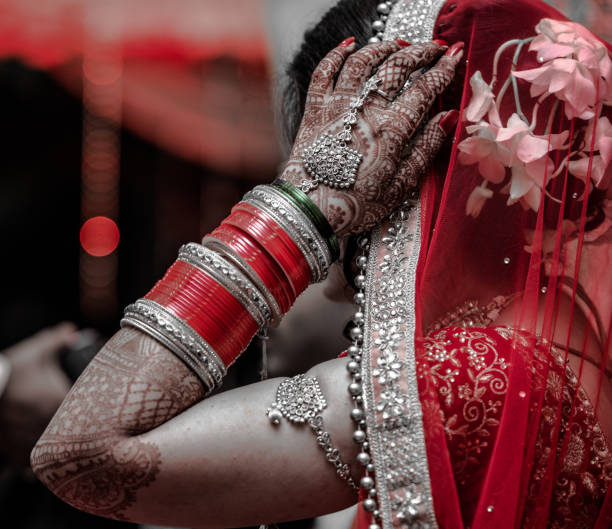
[{"left": 281, "top": 0, "right": 378, "bottom": 148}]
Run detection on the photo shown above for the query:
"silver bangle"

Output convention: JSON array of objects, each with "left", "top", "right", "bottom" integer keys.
[
  {"left": 267, "top": 374, "right": 359, "bottom": 492},
  {"left": 201, "top": 237, "right": 283, "bottom": 327},
  {"left": 178, "top": 243, "right": 271, "bottom": 329},
  {"left": 244, "top": 185, "right": 331, "bottom": 282},
  {"left": 121, "top": 298, "right": 226, "bottom": 394}
]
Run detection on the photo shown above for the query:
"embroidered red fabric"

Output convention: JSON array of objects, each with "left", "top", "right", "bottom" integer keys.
[{"left": 357, "top": 1, "right": 612, "bottom": 528}]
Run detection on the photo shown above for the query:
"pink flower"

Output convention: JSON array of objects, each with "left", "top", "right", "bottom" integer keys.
[
  {"left": 513, "top": 18, "right": 612, "bottom": 120},
  {"left": 465, "top": 184, "right": 493, "bottom": 217},
  {"left": 568, "top": 116, "right": 612, "bottom": 188},
  {"left": 465, "top": 71, "right": 496, "bottom": 123},
  {"left": 457, "top": 119, "right": 510, "bottom": 184},
  {"left": 496, "top": 113, "right": 568, "bottom": 210}
]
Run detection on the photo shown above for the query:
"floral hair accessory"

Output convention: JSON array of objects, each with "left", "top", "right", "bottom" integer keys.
[{"left": 458, "top": 18, "right": 612, "bottom": 217}]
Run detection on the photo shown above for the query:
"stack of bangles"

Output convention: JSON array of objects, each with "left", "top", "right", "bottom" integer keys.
[{"left": 121, "top": 180, "right": 339, "bottom": 394}]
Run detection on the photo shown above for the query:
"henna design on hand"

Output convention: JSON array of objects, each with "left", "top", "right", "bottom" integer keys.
[
  {"left": 31, "top": 328, "right": 205, "bottom": 520},
  {"left": 282, "top": 41, "right": 463, "bottom": 235}
]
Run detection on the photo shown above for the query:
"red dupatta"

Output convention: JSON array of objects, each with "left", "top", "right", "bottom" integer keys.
[{"left": 358, "top": 1, "right": 612, "bottom": 528}]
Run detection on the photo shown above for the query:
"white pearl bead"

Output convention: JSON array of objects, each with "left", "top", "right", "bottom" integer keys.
[
  {"left": 356, "top": 255, "right": 368, "bottom": 268},
  {"left": 377, "top": 2, "right": 390, "bottom": 15},
  {"left": 363, "top": 498, "right": 377, "bottom": 512},
  {"left": 351, "top": 408, "right": 365, "bottom": 422},
  {"left": 355, "top": 274, "right": 366, "bottom": 288},
  {"left": 347, "top": 360, "right": 360, "bottom": 373},
  {"left": 354, "top": 311, "right": 365, "bottom": 324},
  {"left": 267, "top": 409, "right": 283, "bottom": 425},
  {"left": 353, "top": 430, "right": 367, "bottom": 443},
  {"left": 361, "top": 476, "right": 375, "bottom": 490},
  {"left": 349, "top": 382, "right": 363, "bottom": 396},
  {"left": 372, "top": 20, "right": 386, "bottom": 32},
  {"left": 357, "top": 452, "right": 370, "bottom": 465},
  {"left": 349, "top": 327, "right": 363, "bottom": 341}
]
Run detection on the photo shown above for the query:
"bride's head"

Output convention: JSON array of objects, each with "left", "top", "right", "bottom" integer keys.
[{"left": 282, "top": 0, "right": 379, "bottom": 147}]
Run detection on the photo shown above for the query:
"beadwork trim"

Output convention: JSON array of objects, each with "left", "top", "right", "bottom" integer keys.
[
  {"left": 382, "top": 0, "right": 447, "bottom": 43},
  {"left": 121, "top": 298, "right": 226, "bottom": 394},
  {"left": 362, "top": 201, "right": 437, "bottom": 529},
  {"left": 178, "top": 243, "right": 271, "bottom": 329}
]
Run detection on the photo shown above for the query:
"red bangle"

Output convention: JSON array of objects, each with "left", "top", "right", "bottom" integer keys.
[
  {"left": 147, "top": 262, "right": 248, "bottom": 358},
  {"left": 145, "top": 260, "right": 258, "bottom": 366},
  {"left": 226, "top": 203, "right": 311, "bottom": 295},
  {"left": 208, "top": 223, "right": 294, "bottom": 313}
]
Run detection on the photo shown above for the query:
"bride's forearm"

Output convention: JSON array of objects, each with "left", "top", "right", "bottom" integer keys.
[
  {"left": 31, "top": 328, "right": 204, "bottom": 520},
  {"left": 30, "top": 181, "right": 338, "bottom": 521}
]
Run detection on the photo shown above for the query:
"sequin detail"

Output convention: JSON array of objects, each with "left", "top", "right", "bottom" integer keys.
[
  {"left": 362, "top": 201, "right": 437, "bottom": 529},
  {"left": 419, "top": 325, "right": 612, "bottom": 528},
  {"left": 383, "top": 0, "right": 448, "bottom": 44}
]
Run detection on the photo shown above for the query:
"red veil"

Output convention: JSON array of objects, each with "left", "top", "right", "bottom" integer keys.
[{"left": 357, "top": 1, "right": 612, "bottom": 528}]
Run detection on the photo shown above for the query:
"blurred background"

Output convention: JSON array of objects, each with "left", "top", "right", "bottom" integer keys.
[{"left": 0, "top": 1, "right": 609, "bottom": 529}]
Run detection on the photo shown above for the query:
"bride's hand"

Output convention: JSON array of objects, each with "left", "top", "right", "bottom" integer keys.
[{"left": 281, "top": 39, "right": 463, "bottom": 235}]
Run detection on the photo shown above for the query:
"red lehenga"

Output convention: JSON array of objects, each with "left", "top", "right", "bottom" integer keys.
[{"left": 356, "top": 1, "right": 612, "bottom": 528}]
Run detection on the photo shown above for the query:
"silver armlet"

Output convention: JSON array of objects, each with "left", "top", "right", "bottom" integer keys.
[{"left": 266, "top": 374, "right": 359, "bottom": 492}]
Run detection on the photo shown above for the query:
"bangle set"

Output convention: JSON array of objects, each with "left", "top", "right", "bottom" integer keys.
[{"left": 121, "top": 182, "right": 338, "bottom": 394}]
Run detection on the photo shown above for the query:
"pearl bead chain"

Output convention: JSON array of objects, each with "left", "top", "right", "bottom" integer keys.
[
  {"left": 369, "top": 1, "right": 400, "bottom": 43},
  {"left": 346, "top": 235, "right": 382, "bottom": 529}
]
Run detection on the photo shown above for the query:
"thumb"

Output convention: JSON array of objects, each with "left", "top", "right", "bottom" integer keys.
[{"left": 394, "top": 109, "right": 459, "bottom": 194}]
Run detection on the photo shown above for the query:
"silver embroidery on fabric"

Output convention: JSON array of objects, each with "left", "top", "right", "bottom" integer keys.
[
  {"left": 383, "top": 0, "right": 447, "bottom": 44},
  {"left": 361, "top": 3, "right": 447, "bottom": 526},
  {"left": 363, "top": 200, "right": 437, "bottom": 529}
]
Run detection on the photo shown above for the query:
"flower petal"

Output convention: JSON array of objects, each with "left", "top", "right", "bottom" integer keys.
[{"left": 465, "top": 71, "right": 495, "bottom": 123}]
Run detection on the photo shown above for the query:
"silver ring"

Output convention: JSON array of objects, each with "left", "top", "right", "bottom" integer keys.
[{"left": 376, "top": 88, "right": 394, "bottom": 102}]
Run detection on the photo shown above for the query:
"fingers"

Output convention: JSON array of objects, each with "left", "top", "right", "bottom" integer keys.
[
  {"left": 372, "top": 41, "right": 447, "bottom": 102},
  {"left": 21, "top": 323, "right": 79, "bottom": 360},
  {"left": 334, "top": 41, "right": 401, "bottom": 94},
  {"left": 391, "top": 42, "right": 464, "bottom": 137},
  {"left": 393, "top": 110, "right": 459, "bottom": 198},
  {"left": 305, "top": 38, "right": 357, "bottom": 111}
]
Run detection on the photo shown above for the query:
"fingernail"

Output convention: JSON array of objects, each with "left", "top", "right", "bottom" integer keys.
[
  {"left": 340, "top": 36, "right": 355, "bottom": 47},
  {"left": 396, "top": 39, "right": 411, "bottom": 47},
  {"left": 439, "top": 110, "right": 460, "bottom": 135},
  {"left": 445, "top": 41, "right": 465, "bottom": 57},
  {"left": 433, "top": 39, "right": 448, "bottom": 47}
]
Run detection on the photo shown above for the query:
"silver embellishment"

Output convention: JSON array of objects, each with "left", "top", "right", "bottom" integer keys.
[
  {"left": 267, "top": 374, "right": 359, "bottom": 492},
  {"left": 178, "top": 243, "right": 271, "bottom": 329},
  {"left": 121, "top": 298, "right": 226, "bottom": 395},
  {"left": 362, "top": 200, "right": 437, "bottom": 529},
  {"left": 299, "top": 77, "right": 382, "bottom": 193},
  {"left": 201, "top": 237, "right": 283, "bottom": 327},
  {"left": 383, "top": 0, "right": 447, "bottom": 44},
  {"left": 244, "top": 185, "right": 331, "bottom": 282},
  {"left": 267, "top": 374, "right": 327, "bottom": 424}
]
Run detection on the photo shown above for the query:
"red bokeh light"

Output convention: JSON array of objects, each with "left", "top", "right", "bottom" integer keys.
[{"left": 80, "top": 216, "right": 120, "bottom": 257}]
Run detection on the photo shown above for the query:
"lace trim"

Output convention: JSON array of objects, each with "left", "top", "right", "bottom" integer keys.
[{"left": 363, "top": 200, "right": 437, "bottom": 529}]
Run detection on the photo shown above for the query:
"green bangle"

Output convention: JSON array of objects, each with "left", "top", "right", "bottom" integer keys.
[{"left": 272, "top": 179, "right": 340, "bottom": 263}]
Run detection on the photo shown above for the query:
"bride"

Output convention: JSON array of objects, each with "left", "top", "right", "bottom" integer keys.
[{"left": 31, "top": 0, "right": 612, "bottom": 528}]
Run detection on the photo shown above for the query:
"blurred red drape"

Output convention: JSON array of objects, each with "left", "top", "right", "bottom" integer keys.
[{"left": 0, "top": 0, "right": 281, "bottom": 175}]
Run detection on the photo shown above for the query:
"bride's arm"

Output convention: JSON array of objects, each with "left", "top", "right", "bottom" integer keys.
[
  {"left": 31, "top": 39, "right": 462, "bottom": 528},
  {"left": 31, "top": 328, "right": 357, "bottom": 528}
]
